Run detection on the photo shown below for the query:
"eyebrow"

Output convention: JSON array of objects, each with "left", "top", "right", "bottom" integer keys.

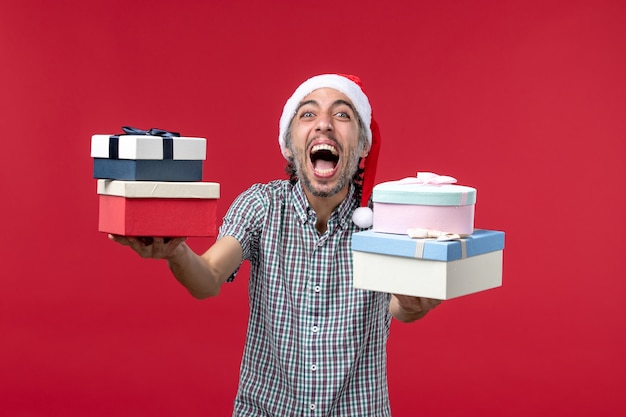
[{"left": 295, "top": 99, "right": 357, "bottom": 114}]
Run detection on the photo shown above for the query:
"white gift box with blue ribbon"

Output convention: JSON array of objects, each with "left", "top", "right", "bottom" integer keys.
[
  {"left": 90, "top": 127, "right": 207, "bottom": 181},
  {"left": 352, "top": 229, "right": 505, "bottom": 300}
]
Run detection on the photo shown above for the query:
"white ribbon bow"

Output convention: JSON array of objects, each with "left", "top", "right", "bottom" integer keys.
[
  {"left": 398, "top": 172, "right": 457, "bottom": 185},
  {"left": 407, "top": 228, "right": 461, "bottom": 241}
]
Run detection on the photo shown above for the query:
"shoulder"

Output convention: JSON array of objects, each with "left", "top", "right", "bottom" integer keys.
[
  {"left": 237, "top": 180, "right": 293, "bottom": 204},
  {"left": 225, "top": 180, "right": 293, "bottom": 216}
]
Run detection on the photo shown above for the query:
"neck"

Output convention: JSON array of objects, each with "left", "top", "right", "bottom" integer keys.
[{"left": 303, "top": 186, "right": 350, "bottom": 234}]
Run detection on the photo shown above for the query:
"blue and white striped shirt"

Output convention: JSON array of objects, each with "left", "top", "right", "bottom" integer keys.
[{"left": 219, "top": 180, "right": 392, "bottom": 416}]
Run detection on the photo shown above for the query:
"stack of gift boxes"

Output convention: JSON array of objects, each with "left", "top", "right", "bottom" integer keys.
[
  {"left": 91, "top": 127, "right": 220, "bottom": 239},
  {"left": 352, "top": 172, "right": 505, "bottom": 300}
]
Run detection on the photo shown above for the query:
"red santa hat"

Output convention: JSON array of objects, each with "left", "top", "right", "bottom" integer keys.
[{"left": 278, "top": 73, "right": 381, "bottom": 228}]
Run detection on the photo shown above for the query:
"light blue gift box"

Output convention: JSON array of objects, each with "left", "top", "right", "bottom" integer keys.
[
  {"left": 351, "top": 229, "right": 506, "bottom": 299},
  {"left": 351, "top": 229, "right": 505, "bottom": 261}
]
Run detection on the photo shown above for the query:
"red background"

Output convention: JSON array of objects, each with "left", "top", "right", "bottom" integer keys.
[{"left": 1, "top": 0, "right": 624, "bottom": 416}]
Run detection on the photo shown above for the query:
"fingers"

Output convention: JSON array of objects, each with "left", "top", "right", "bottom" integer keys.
[
  {"left": 144, "top": 237, "right": 187, "bottom": 259},
  {"left": 109, "top": 234, "right": 130, "bottom": 245},
  {"left": 413, "top": 297, "right": 441, "bottom": 313},
  {"left": 108, "top": 234, "right": 187, "bottom": 260},
  {"left": 393, "top": 294, "right": 442, "bottom": 314},
  {"left": 126, "top": 237, "right": 151, "bottom": 258},
  {"left": 422, "top": 297, "right": 442, "bottom": 311}
]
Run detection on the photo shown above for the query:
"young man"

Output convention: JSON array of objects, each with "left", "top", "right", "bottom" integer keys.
[{"left": 111, "top": 74, "right": 440, "bottom": 416}]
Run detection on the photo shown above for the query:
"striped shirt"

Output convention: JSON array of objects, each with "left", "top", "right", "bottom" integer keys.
[{"left": 218, "top": 180, "right": 392, "bottom": 417}]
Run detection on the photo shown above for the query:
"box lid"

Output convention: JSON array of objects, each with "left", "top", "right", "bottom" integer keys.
[
  {"left": 97, "top": 179, "right": 220, "bottom": 199},
  {"left": 373, "top": 172, "right": 476, "bottom": 206},
  {"left": 351, "top": 229, "right": 504, "bottom": 261},
  {"left": 91, "top": 134, "right": 206, "bottom": 160},
  {"left": 373, "top": 182, "right": 476, "bottom": 206}
]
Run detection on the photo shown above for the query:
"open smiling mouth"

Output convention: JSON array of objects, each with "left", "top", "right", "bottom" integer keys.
[{"left": 310, "top": 143, "right": 339, "bottom": 176}]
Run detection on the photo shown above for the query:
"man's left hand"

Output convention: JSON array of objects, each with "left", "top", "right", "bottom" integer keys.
[{"left": 390, "top": 294, "right": 442, "bottom": 323}]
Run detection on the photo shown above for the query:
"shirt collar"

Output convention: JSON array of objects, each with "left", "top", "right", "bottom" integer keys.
[{"left": 292, "top": 181, "right": 357, "bottom": 230}]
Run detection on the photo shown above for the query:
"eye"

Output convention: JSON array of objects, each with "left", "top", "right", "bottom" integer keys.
[
  {"left": 335, "top": 111, "right": 350, "bottom": 119},
  {"left": 299, "top": 111, "right": 315, "bottom": 118}
]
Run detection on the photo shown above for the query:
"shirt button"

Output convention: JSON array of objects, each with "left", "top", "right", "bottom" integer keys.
[
  {"left": 314, "top": 285, "right": 321, "bottom": 293},
  {"left": 310, "top": 404, "right": 316, "bottom": 410},
  {"left": 312, "top": 325, "right": 319, "bottom": 333},
  {"left": 310, "top": 364, "right": 317, "bottom": 371}
]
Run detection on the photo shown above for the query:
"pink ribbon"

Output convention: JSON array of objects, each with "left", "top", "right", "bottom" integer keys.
[{"left": 397, "top": 172, "right": 457, "bottom": 185}]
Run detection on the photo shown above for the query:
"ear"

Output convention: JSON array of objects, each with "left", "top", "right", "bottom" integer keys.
[
  {"left": 283, "top": 146, "right": 293, "bottom": 159},
  {"left": 359, "top": 141, "right": 370, "bottom": 159}
]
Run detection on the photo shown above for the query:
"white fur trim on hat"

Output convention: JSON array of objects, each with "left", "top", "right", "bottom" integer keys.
[{"left": 278, "top": 74, "right": 372, "bottom": 159}]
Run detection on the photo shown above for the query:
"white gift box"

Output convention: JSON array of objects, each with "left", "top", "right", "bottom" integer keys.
[
  {"left": 352, "top": 229, "right": 504, "bottom": 300},
  {"left": 91, "top": 134, "right": 206, "bottom": 160},
  {"left": 353, "top": 250, "right": 502, "bottom": 300}
]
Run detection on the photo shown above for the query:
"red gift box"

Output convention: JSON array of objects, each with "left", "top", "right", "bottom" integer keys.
[{"left": 97, "top": 180, "right": 220, "bottom": 237}]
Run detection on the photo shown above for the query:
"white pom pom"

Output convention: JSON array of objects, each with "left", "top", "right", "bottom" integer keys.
[{"left": 352, "top": 207, "right": 373, "bottom": 228}]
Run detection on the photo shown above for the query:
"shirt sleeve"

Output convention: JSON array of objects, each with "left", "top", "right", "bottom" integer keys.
[{"left": 217, "top": 183, "right": 268, "bottom": 269}]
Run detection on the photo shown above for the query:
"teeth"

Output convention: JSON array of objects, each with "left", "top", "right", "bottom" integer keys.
[
  {"left": 311, "top": 144, "right": 338, "bottom": 155},
  {"left": 315, "top": 168, "right": 334, "bottom": 175}
]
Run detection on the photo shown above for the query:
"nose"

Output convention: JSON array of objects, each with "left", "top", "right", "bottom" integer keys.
[{"left": 315, "top": 114, "right": 333, "bottom": 132}]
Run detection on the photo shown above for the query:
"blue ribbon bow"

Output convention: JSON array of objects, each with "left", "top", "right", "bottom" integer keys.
[{"left": 109, "top": 126, "right": 181, "bottom": 159}]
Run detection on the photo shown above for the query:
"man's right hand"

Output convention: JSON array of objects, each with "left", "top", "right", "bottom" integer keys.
[{"left": 108, "top": 234, "right": 187, "bottom": 260}]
